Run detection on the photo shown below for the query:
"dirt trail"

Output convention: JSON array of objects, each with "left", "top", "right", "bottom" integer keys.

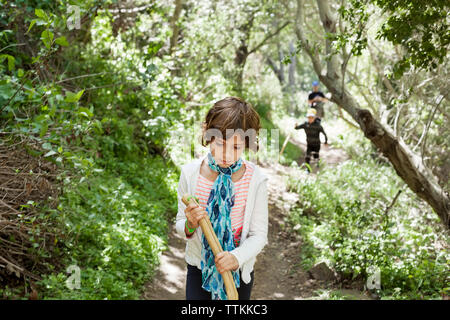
[
  {"left": 251, "top": 163, "right": 317, "bottom": 299},
  {"left": 141, "top": 152, "right": 369, "bottom": 300},
  {"left": 141, "top": 224, "right": 187, "bottom": 300}
]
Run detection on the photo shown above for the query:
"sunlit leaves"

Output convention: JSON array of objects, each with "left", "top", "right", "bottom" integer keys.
[
  {"left": 34, "top": 8, "right": 48, "bottom": 21},
  {"left": 335, "top": 0, "right": 370, "bottom": 57},
  {"left": 41, "top": 29, "right": 54, "bottom": 49},
  {"left": 288, "top": 150, "right": 450, "bottom": 299},
  {"left": 373, "top": 0, "right": 449, "bottom": 77},
  {"left": 0, "top": 54, "right": 15, "bottom": 70},
  {"left": 55, "top": 36, "right": 69, "bottom": 47},
  {"left": 64, "top": 89, "right": 84, "bottom": 103},
  {"left": 78, "top": 106, "right": 93, "bottom": 119}
]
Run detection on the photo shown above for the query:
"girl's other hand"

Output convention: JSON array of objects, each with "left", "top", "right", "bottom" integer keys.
[
  {"left": 215, "top": 251, "right": 239, "bottom": 274},
  {"left": 184, "top": 202, "right": 207, "bottom": 229}
]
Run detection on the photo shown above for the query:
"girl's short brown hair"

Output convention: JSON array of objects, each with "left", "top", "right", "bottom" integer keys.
[{"left": 201, "top": 96, "right": 261, "bottom": 151}]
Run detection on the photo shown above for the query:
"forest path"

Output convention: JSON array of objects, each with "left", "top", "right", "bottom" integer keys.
[
  {"left": 249, "top": 162, "right": 325, "bottom": 299},
  {"left": 141, "top": 128, "right": 369, "bottom": 300}
]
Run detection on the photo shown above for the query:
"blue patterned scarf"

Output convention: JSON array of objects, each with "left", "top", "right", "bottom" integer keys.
[{"left": 201, "top": 152, "right": 242, "bottom": 300}]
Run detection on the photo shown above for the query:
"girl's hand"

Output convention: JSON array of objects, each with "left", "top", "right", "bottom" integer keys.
[
  {"left": 215, "top": 252, "right": 239, "bottom": 274},
  {"left": 184, "top": 202, "right": 207, "bottom": 230}
]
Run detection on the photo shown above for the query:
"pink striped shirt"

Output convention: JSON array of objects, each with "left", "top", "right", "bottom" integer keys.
[{"left": 195, "top": 160, "right": 254, "bottom": 247}]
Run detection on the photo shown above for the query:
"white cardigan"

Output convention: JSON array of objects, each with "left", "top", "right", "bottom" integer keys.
[{"left": 175, "top": 153, "right": 269, "bottom": 284}]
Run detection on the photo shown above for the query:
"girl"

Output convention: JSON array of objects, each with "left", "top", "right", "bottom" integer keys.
[{"left": 175, "top": 96, "right": 269, "bottom": 300}]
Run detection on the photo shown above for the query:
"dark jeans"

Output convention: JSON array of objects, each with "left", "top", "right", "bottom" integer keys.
[
  {"left": 305, "top": 144, "right": 320, "bottom": 164},
  {"left": 186, "top": 264, "right": 254, "bottom": 300}
]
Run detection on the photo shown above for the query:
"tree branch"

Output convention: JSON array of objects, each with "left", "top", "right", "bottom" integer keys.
[
  {"left": 420, "top": 95, "right": 444, "bottom": 164},
  {"left": 294, "top": 0, "right": 322, "bottom": 76},
  {"left": 316, "top": 0, "right": 340, "bottom": 82},
  {"left": 54, "top": 72, "right": 110, "bottom": 84},
  {"left": 248, "top": 22, "right": 290, "bottom": 55},
  {"left": 169, "top": 0, "right": 183, "bottom": 54}
]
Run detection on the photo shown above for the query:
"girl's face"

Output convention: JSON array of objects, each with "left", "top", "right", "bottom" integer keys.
[{"left": 210, "top": 134, "right": 245, "bottom": 168}]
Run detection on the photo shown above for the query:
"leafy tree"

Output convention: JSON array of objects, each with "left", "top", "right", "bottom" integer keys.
[
  {"left": 373, "top": 0, "right": 449, "bottom": 77},
  {"left": 293, "top": 0, "right": 449, "bottom": 228}
]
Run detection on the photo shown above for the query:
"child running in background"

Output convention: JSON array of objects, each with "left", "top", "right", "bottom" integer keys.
[
  {"left": 294, "top": 108, "right": 328, "bottom": 171},
  {"left": 176, "top": 96, "right": 268, "bottom": 300}
]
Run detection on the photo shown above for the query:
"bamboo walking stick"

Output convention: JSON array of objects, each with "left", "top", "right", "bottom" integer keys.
[{"left": 181, "top": 194, "right": 239, "bottom": 300}]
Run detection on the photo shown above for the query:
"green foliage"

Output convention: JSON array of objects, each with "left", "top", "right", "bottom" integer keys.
[
  {"left": 287, "top": 154, "right": 450, "bottom": 299},
  {"left": 375, "top": 0, "right": 449, "bottom": 76},
  {"left": 1, "top": 2, "right": 183, "bottom": 299},
  {"left": 37, "top": 154, "right": 177, "bottom": 299},
  {"left": 373, "top": 0, "right": 450, "bottom": 78},
  {"left": 335, "top": 0, "right": 370, "bottom": 56},
  {"left": 24, "top": 4, "right": 183, "bottom": 299},
  {"left": 244, "top": 82, "right": 305, "bottom": 165},
  {"left": 338, "top": 0, "right": 450, "bottom": 77}
]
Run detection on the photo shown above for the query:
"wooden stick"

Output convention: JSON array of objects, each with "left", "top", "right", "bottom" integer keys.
[
  {"left": 279, "top": 131, "right": 292, "bottom": 156},
  {"left": 181, "top": 194, "right": 239, "bottom": 300}
]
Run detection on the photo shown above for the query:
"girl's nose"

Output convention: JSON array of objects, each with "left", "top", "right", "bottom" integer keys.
[
  {"left": 222, "top": 146, "right": 228, "bottom": 161},
  {"left": 223, "top": 144, "right": 233, "bottom": 162}
]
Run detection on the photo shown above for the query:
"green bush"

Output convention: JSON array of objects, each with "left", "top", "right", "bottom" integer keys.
[
  {"left": 287, "top": 157, "right": 450, "bottom": 299},
  {"left": 0, "top": 3, "right": 186, "bottom": 299},
  {"left": 36, "top": 154, "right": 178, "bottom": 299}
]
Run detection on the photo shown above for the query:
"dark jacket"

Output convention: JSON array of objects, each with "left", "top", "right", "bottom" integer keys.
[{"left": 295, "top": 119, "right": 328, "bottom": 145}]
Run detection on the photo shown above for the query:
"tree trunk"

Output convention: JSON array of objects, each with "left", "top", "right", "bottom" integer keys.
[
  {"left": 169, "top": 0, "right": 183, "bottom": 54},
  {"left": 233, "top": 19, "right": 290, "bottom": 94},
  {"left": 295, "top": 0, "right": 450, "bottom": 229},
  {"left": 288, "top": 41, "right": 296, "bottom": 89},
  {"left": 233, "top": 42, "right": 248, "bottom": 93},
  {"left": 266, "top": 51, "right": 285, "bottom": 86},
  {"left": 328, "top": 82, "right": 450, "bottom": 228}
]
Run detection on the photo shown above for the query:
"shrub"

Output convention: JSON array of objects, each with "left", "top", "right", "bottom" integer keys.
[
  {"left": 36, "top": 154, "right": 178, "bottom": 299},
  {"left": 287, "top": 157, "right": 450, "bottom": 299}
]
